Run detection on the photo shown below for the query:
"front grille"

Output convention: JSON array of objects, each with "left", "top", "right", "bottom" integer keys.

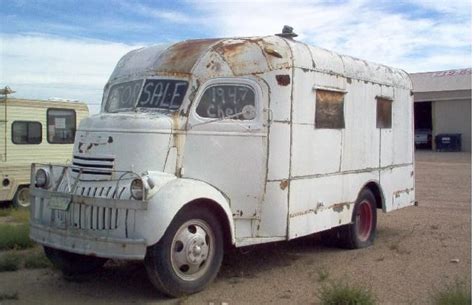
[
  {"left": 72, "top": 155, "right": 115, "bottom": 176},
  {"left": 51, "top": 182, "right": 132, "bottom": 235}
]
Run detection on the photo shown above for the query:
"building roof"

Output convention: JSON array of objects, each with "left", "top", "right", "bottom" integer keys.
[{"left": 410, "top": 68, "right": 472, "bottom": 92}]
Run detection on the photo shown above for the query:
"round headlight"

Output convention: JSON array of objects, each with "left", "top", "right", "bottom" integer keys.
[
  {"left": 35, "top": 169, "right": 49, "bottom": 188},
  {"left": 130, "top": 178, "right": 144, "bottom": 200}
]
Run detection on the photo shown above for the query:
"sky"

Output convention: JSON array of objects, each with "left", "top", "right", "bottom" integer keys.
[{"left": 0, "top": 0, "right": 472, "bottom": 113}]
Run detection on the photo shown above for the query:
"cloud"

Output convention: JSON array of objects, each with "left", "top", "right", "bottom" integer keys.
[
  {"left": 1, "top": 34, "right": 140, "bottom": 113},
  {"left": 117, "top": 1, "right": 193, "bottom": 24},
  {"left": 188, "top": 0, "right": 471, "bottom": 72}
]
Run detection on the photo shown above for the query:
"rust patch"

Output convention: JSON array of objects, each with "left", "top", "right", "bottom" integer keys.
[
  {"left": 276, "top": 74, "right": 291, "bottom": 86},
  {"left": 280, "top": 179, "right": 288, "bottom": 190},
  {"left": 155, "top": 39, "right": 220, "bottom": 74},
  {"left": 205, "top": 60, "right": 222, "bottom": 72},
  {"left": 332, "top": 202, "right": 350, "bottom": 213}
]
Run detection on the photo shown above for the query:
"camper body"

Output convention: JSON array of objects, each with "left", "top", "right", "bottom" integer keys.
[
  {"left": 29, "top": 35, "right": 414, "bottom": 296},
  {"left": 0, "top": 98, "right": 88, "bottom": 206}
]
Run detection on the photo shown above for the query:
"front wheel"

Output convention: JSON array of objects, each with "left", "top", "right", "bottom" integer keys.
[
  {"left": 145, "top": 206, "right": 224, "bottom": 297},
  {"left": 338, "top": 188, "right": 377, "bottom": 249}
]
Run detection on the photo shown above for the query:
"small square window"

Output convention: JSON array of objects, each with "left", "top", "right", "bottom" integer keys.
[
  {"left": 315, "top": 89, "right": 345, "bottom": 129},
  {"left": 12, "top": 121, "right": 42, "bottom": 144},
  {"left": 47, "top": 109, "right": 76, "bottom": 144},
  {"left": 376, "top": 97, "right": 392, "bottom": 128}
]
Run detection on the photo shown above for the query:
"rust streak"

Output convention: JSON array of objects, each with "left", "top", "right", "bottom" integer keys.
[{"left": 280, "top": 179, "right": 288, "bottom": 190}]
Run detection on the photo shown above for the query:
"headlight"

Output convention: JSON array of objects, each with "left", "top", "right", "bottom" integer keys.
[
  {"left": 130, "top": 178, "right": 144, "bottom": 200},
  {"left": 35, "top": 169, "right": 50, "bottom": 188}
]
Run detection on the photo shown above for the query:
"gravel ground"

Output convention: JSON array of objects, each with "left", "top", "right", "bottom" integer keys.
[{"left": 0, "top": 151, "right": 471, "bottom": 305}]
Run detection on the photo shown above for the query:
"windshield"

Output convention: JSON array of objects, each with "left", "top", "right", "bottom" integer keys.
[{"left": 105, "top": 79, "right": 189, "bottom": 113}]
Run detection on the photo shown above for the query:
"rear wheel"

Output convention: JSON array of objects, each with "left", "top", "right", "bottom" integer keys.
[
  {"left": 44, "top": 246, "right": 107, "bottom": 276},
  {"left": 338, "top": 189, "right": 377, "bottom": 249},
  {"left": 145, "top": 206, "right": 224, "bottom": 297},
  {"left": 13, "top": 185, "right": 30, "bottom": 208}
]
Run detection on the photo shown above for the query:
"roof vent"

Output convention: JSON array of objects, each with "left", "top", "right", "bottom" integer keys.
[{"left": 276, "top": 25, "right": 298, "bottom": 39}]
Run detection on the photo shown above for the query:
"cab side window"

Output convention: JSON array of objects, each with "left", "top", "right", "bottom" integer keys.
[
  {"left": 196, "top": 84, "right": 256, "bottom": 120},
  {"left": 47, "top": 109, "right": 76, "bottom": 144},
  {"left": 12, "top": 121, "right": 42, "bottom": 144}
]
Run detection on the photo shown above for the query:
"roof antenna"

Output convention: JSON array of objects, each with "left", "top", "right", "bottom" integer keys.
[{"left": 276, "top": 25, "right": 298, "bottom": 39}]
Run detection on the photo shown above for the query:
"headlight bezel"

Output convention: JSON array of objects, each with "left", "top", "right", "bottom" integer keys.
[
  {"left": 35, "top": 168, "right": 50, "bottom": 188},
  {"left": 130, "top": 178, "right": 144, "bottom": 200}
]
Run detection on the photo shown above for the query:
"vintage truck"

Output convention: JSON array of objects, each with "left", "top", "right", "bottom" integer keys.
[{"left": 29, "top": 27, "right": 414, "bottom": 297}]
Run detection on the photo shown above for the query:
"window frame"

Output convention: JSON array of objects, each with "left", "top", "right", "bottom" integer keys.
[
  {"left": 192, "top": 78, "right": 262, "bottom": 126},
  {"left": 11, "top": 121, "right": 42, "bottom": 145},
  {"left": 46, "top": 108, "right": 77, "bottom": 144},
  {"left": 376, "top": 96, "right": 393, "bottom": 129},
  {"left": 314, "top": 87, "right": 347, "bottom": 129}
]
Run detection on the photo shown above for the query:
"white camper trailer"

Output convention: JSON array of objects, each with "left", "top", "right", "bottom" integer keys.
[
  {"left": 0, "top": 92, "right": 88, "bottom": 207},
  {"left": 29, "top": 29, "right": 414, "bottom": 297}
]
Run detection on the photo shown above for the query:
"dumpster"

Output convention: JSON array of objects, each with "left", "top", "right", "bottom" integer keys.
[{"left": 435, "top": 134, "right": 462, "bottom": 152}]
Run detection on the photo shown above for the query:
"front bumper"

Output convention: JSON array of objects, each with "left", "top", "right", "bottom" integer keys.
[{"left": 30, "top": 222, "right": 147, "bottom": 259}]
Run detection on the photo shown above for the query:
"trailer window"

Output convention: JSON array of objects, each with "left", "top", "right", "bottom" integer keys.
[
  {"left": 12, "top": 121, "right": 42, "bottom": 144},
  {"left": 376, "top": 97, "right": 392, "bottom": 128},
  {"left": 196, "top": 84, "right": 256, "bottom": 120},
  {"left": 315, "top": 89, "right": 345, "bottom": 129},
  {"left": 47, "top": 109, "right": 76, "bottom": 144}
]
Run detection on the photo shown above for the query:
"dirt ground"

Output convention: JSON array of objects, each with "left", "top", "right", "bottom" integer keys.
[{"left": 0, "top": 151, "right": 471, "bottom": 305}]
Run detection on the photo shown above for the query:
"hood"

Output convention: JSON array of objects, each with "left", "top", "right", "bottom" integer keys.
[{"left": 72, "top": 113, "right": 175, "bottom": 177}]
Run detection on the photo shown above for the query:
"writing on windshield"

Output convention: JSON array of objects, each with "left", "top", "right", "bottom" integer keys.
[
  {"left": 105, "top": 79, "right": 188, "bottom": 113},
  {"left": 137, "top": 80, "right": 188, "bottom": 111}
]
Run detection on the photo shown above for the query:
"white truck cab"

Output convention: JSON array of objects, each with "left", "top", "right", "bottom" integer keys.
[{"left": 30, "top": 28, "right": 415, "bottom": 297}]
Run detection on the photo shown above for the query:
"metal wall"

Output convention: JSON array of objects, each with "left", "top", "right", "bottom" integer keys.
[{"left": 433, "top": 98, "right": 472, "bottom": 152}]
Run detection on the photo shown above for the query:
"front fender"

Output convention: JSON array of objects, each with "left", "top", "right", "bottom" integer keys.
[{"left": 135, "top": 176, "right": 235, "bottom": 246}]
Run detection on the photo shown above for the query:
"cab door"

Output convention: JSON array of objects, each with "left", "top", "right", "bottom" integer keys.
[{"left": 182, "top": 78, "right": 268, "bottom": 239}]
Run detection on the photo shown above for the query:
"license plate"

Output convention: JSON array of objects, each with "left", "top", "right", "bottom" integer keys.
[{"left": 49, "top": 195, "right": 72, "bottom": 211}]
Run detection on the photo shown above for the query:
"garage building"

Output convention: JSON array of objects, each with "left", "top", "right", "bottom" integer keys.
[{"left": 410, "top": 68, "right": 472, "bottom": 152}]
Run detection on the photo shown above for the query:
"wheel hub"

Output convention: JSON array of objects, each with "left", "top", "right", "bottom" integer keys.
[
  {"left": 187, "top": 237, "right": 207, "bottom": 264},
  {"left": 170, "top": 220, "right": 214, "bottom": 281}
]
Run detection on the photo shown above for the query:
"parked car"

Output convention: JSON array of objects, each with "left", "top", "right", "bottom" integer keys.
[{"left": 415, "top": 128, "right": 432, "bottom": 149}]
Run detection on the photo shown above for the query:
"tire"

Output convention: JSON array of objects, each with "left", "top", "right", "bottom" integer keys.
[
  {"left": 338, "top": 189, "right": 377, "bottom": 249},
  {"left": 13, "top": 185, "right": 30, "bottom": 208},
  {"left": 145, "top": 206, "right": 224, "bottom": 297},
  {"left": 44, "top": 246, "right": 107, "bottom": 276}
]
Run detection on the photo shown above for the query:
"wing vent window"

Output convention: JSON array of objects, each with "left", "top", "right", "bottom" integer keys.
[
  {"left": 376, "top": 97, "right": 392, "bottom": 129},
  {"left": 315, "top": 89, "right": 345, "bottom": 129},
  {"left": 12, "top": 121, "right": 42, "bottom": 144}
]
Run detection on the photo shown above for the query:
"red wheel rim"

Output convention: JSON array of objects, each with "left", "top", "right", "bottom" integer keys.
[{"left": 356, "top": 200, "right": 373, "bottom": 241}]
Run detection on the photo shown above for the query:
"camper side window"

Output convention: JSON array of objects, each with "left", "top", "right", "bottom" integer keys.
[
  {"left": 196, "top": 84, "right": 256, "bottom": 120},
  {"left": 315, "top": 89, "right": 345, "bottom": 129},
  {"left": 47, "top": 109, "right": 76, "bottom": 144},
  {"left": 376, "top": 97, "right": 392, "bottom": 128},
  {"left": 12, "top": 121, "right": 42, "bottom": 144}
]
